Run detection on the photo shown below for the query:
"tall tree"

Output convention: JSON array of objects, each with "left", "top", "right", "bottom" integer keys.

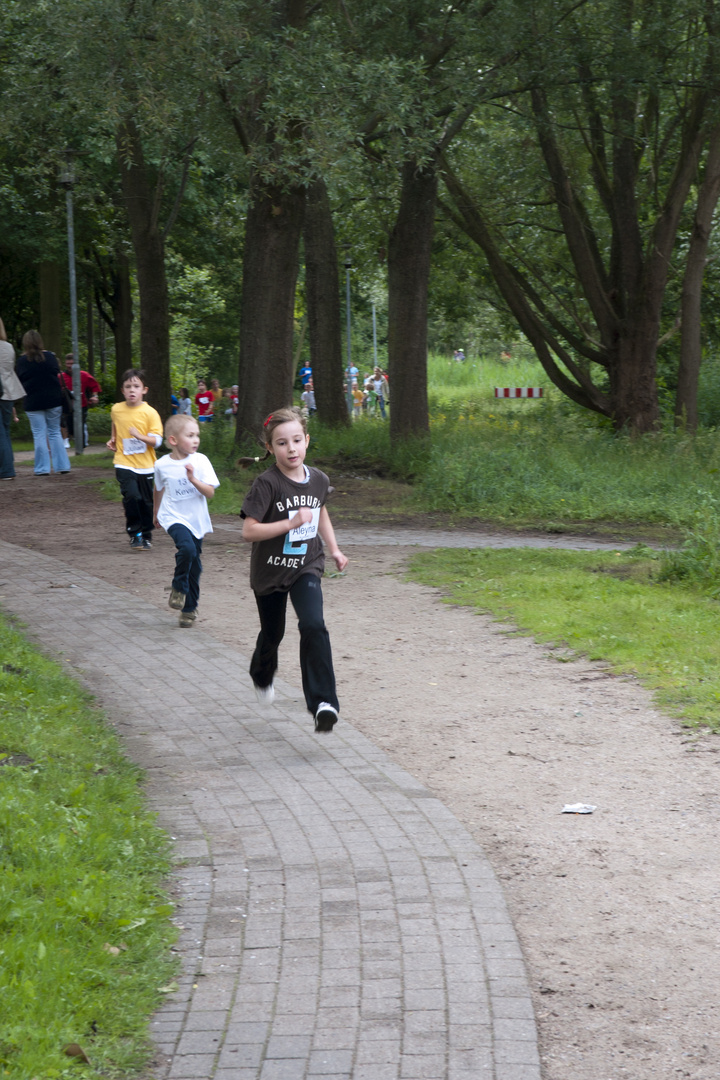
[
  {"left": 441, "top": 0, "right": 720, "bottom": 432},
  {"left": 304, "top": 178, "right": 349, "bottom": 426}
]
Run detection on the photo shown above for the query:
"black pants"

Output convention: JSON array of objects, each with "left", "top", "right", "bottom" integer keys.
[
  {"left": 116, "top": 468, "right": 154, "bottom": 539},
  {"left": 167, "top": 523, "right": 202, "bottom": 613},
  {"left": 63, "top": 405, "right": 89, "bottom": 446},
  {"left": 251, "top": 574, "right": 339, "bottom": 715}
]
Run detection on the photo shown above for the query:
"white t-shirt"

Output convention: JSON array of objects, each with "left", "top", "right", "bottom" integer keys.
[{"left": 154, "top": 452, "right": 220, "bottom": 538}]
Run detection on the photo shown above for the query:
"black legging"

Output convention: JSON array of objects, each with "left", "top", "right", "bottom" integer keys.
[
  {"left": 250, "top": 574, "right": 339, "bottom": 714},
  {"left": 115, "top": 468, "right": 154, "bottom": 538}
]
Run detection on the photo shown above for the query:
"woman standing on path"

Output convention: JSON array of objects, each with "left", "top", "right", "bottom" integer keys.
[
  {"left": 15, "top": 330, "right": 71, "bottom": 476},
  {"left": 0, "top": 318, "right": 25, "bottom": 480}
]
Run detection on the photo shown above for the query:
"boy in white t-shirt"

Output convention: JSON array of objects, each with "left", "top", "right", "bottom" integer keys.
[{"left": 153, "top": 414, "right": 220, "bottom": 628}]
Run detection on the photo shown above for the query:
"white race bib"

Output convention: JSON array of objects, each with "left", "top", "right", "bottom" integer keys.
[
  {"left": 122, "top": 437, "right": 146, "bottom": 455},
  {"left": 288, "top": 506, "right": 320, "bottom": 543}
]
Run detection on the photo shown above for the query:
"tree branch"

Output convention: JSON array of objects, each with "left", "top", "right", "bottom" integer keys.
[{"left": 163, "top": 135, "right": 199, "bottom": 240}]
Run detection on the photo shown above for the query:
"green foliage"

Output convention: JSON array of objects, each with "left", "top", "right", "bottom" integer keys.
[
  {"left": 0, "top": 616, "right": 177, "bottom": 1078},
  {"left": 659, "top": 491, "right": 720, "bottom": 595},
  {"left": 167, "top": 254, "right": 226, "bottom": 390},
  {"left": 407, "top": 546, "right": 720, "bottom": 729}
]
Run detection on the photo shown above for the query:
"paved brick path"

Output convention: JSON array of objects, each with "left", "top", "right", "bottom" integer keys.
[{"left": 0, "top": 538, "right": 540, "bottom": 1080}]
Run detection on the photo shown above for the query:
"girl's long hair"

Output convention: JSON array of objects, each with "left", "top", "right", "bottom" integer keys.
[
  {"left": 22, "top": 330, "right": 45, "bottom": 362},
  {"left": 237, "top": 406, "right": 307, "bottom": 468}
]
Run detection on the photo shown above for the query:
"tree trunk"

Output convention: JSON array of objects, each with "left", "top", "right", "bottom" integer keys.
[
  {"left": 114, "top": 251, "right": 134, "bottom": 392},
  {"left": 675, "top": 125, "right": 720, "bottom": 430},
  {"left": 303, "top": 178, "right": 349, "bottom": 427},
  {"left": 39, "top": 261, "right": 63, "bottom": 355},
  {"left": 86, "top": 280, "right": 95, "bottom": 375},
  {"left": 608, "top": 315, "right": 661, "bottom": 433},
  {"left": 236, "top": 179, "right": 305, "bottom": 446},
  {"left": 387, "top": 159, "right": 437, "bottom": 441},
  {"left": 95, "top": 248, "right": 134, "bottom": 396},
  {"left": 116, "top": 119, "right": 171, "bottom": 419}
]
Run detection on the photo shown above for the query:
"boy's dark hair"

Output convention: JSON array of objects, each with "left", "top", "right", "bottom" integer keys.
[
  {"left": 121, "top": 368, "right": 147, "bottom": 386},
  {"left": 179, "top": 387, "right": 189, "bottom": 397}
]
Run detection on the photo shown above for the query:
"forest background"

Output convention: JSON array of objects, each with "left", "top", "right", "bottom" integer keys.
[{"left": 4, "top": 0, "right": 720, "bottom": 448}]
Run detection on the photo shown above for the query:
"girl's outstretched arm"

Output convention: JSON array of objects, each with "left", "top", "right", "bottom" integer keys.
[{"left": 319, "top": 507, "right": 348, "bottom": 572}]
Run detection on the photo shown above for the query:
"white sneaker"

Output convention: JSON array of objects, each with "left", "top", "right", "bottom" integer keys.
[
  {"left": 63, "top": 438, "right": 71, "bottom": 448},
  {"left": 254, "top": 682, "right": 275, "bottom": 704},
  {"left": 314, "top": 702, "right": 339, "bottom": 732}
]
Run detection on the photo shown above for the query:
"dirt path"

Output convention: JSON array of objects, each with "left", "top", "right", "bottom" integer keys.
[{"left": 2, "top": 462, "right": 719, "bottom": 1080}]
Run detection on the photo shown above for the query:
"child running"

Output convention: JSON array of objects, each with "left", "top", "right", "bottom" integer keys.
[
  {"left": 153, "top": 414, "right": 220, "bottom": 628},
  {"left": 240, "top": 406, "right": 348, "bottom": 732},
  {"left": 107, "top": 369, "right": 163, "bottom": 548}
]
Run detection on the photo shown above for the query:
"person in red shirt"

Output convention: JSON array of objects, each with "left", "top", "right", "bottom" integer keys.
[
  {"left": 59, "top": 353, "right": 101, "bottom": 447},
  {"left": 194, "top": 379, "right": 215, "bottom": 422}
]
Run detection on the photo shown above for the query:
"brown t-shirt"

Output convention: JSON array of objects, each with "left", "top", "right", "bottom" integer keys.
[{"left": 241, "top": 464, "right": 329, "bottom": 595}]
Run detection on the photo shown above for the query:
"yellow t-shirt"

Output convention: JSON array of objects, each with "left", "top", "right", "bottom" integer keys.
[{"left": 111, "top": 401, "right": 163, "bottom": 473}]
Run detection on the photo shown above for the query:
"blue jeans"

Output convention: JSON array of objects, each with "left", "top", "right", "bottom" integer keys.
[
  {"left": 167, "top": 524, "right": 202, "bottom": 613},
  {"left": 0, "top": 400, "right": 15, "bottom": 478},
  {"left": 26, "top": 406, "right": 71, "bottom": 474}
]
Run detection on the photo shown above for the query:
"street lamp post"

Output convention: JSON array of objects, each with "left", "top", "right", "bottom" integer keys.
[
  {"left": 344, "top": 255, "right": 353, "bottom": 414},
  {"left": 59, "top": 156, "right": 83, "bottom": 455}
]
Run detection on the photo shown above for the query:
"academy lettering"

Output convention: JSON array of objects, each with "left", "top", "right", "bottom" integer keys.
[{"left": 266, "top": 555, "right": 305, "bottom": 568}]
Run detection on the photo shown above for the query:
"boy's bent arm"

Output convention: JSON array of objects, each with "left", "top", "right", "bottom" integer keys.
[
  {"left": 128, "top": 426, "right": 163, "bottom": 447},
  {"left": 106, "top": 421, "right": 117, "bottom": 451},
  {"left": 318, "top": 506, "right": 348, "bottom": 572}
]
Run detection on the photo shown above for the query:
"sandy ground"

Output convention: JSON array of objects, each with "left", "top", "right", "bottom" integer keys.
[{"left": 2, "top": 461, "right": 720, "bottom": 1080}]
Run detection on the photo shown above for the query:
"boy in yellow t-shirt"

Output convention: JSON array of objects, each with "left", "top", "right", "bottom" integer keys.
[{"left": 107, "top": 369, "right": 163, "bottom": 549}]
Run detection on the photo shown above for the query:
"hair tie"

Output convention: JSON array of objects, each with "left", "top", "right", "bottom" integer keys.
[{"left": 263, "top": 414, "right": 273, "bottom": 428}]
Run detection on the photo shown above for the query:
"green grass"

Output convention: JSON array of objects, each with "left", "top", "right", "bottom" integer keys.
[
  {"left": 295, "top": 355, "right": 720, "bottom": 531},
  {"left": 407, "top": 546, "right": 720, "bottom": 729},
  {"left": 52, "top": 353, "right": 720, "bottom": 533},
  {"left": 0, "top": 616, "right": 178, "bottom": 1078}
]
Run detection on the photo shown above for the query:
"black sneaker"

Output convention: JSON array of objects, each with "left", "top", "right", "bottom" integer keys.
[
  {"left": 142, "top": 537, "right": 153, "bottom": 549},
  {"left": 314, "top": 703, "right": 339, "bottom": 732},
  {"left": 129, "top": 533, "right": 143, "bottom": 548}
]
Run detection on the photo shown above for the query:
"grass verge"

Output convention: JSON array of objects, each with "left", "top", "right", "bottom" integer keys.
[
  {"left": 0, "top": 614, "right": 178, "bottom": 1078},
  {"left": 407, "top": 546, "right": 720, "bottom": 730}
]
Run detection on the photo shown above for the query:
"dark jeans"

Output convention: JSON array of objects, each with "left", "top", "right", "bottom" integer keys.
[
  {"left": 251, "top": 574, "right": 339, "bottom": 715},
  {"left": 0, "top": 400, "right": 15, "bottom": 478},
  {"left": 167, "top": 523, "right": 202, "bottom": 613},
  {"left": 115, "top": 468, "right": 154, "bottom": 539}
]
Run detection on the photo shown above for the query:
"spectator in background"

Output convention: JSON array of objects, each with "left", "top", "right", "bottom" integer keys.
[
  {"left": 298, "top": 363, "right": 312, "bottom": 387},
  {"left": 60, "top": 352, "right": 101, "bottom": 448},
  {"left": 195, "top": 379, "right": 214, "bottom": 422},
  {"left": 351, "top": 382, "right": 363, "bottom": 419},
  {"left": 372, "top": 367, "right": 389, "bottom": 420},
  {"left": 0, "top": 316, "right": 25, "bottom": 480},
  {"left": 301, "top": 378, "right": 316, "bottom": 416},
  {"left": 177, "top": 387, "right": 193, "bottom": 415},
  {"left": 210, "top": 378, "right": 223, "bottom": 405},
  {"left": 16, "top": 330, "right": 71, "bottom": 475}
]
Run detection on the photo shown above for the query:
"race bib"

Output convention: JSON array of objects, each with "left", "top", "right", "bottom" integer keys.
[
  {"left": 172, "top": 477, "right": 195, "bottom": 499},
  {"left": 122, "top": 437, "right": 146, "bottom": 455},
  {"left": 288, "top": 506, "right": 320, "bottom": 543}
]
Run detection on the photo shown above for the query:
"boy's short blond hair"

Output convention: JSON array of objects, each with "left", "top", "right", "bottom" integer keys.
[{"left": 164, "top": 413, "right": 198, "bottom": 446}]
